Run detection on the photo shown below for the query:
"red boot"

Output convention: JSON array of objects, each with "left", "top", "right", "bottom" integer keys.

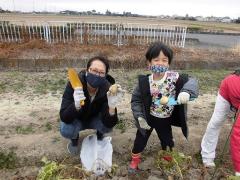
[{"left": 128, "top": 153, "right": 141, "bottom": 173}]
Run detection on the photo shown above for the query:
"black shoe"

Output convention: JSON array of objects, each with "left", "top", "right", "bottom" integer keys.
[
  {"left": 67, "top": 134, "right": 79, "bottom": 156},
  {"left": 71, "top": 134, "right": 79, "bottom": 146},
  {"left": 96, "top": 131, "right": 104, "bottom": 140}
]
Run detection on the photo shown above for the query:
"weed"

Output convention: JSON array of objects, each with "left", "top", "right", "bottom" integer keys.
[
  {"left": 44, "top": 122, "right": 52, "bottom": 132},
  {"left": 37, "top": 157, "right": 90, "bottom": 180},
  {"left": 29, "top": 111, "right": 38, "bottom": 117},
  {"left": 115, "top": 118, "right": 126, "bottom": 133},
  {"left": 0, "top": 82, "right": 6, "bottom": 93},
  {"left": 16, "top": 125, "right": 34, "bottom": 134},
  {"left": 193, "top": 150, "right": 202, "bottom": 165},
  {"left": 228, "top": 175, "right": 240, "bottom": 180},
  {"left": 52, "top": 137, "right": 60, "bottom": 143},
  {"left": 0, "top": 150, "right": 17, "bottom": 169},
  {"left": 155, "top": 150, "right": 192, "bottom": 179},
  {"left": 34, "top": 76, "right": 67, "bottom": 94}
]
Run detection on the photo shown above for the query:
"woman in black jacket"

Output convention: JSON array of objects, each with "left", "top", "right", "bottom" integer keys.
[{"left": 60, "top": 56, "right": 124, "bottom": 155}]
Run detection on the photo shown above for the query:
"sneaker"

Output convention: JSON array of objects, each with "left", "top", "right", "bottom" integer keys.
[
  {"left": 203, "top": 161, "right": 216, "bottom": 168},
  {"left": 202, "top": 158, "right": 215, "bottom": 168},
  {"left": 235, "top": 172, "right": 240, "bottom": 176},
  {"left": 67, "top": 141, "right": 80, "bottom": 156},
  {"left": 67, "top": 136, "right": 79, "bottom": 156}
]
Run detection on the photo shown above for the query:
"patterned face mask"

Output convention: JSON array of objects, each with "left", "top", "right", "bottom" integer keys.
[{"left": 149, "top": 65, "right": 169, "bottom": 74}]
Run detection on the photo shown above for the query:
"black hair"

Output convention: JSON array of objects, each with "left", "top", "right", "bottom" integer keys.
[
  {"left": 233, "top": 69, "right": 240, "bottom": 76},
  {"left": 87, "top": 56, "right": 110, "bottom": 74},
  {"left": 145, "top": 42, "right": 173, "bottom": 64}
]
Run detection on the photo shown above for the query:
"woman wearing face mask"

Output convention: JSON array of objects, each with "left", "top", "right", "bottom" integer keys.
[
  {"left": 60, "top": 56, "right": 124, "bottom": 155},
  {"left": 128, "top": 42, "right": 199, "bottom": 172}
]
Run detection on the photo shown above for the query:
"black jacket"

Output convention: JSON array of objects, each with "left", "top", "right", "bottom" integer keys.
[
  {"left": 131, "top": 73, "right": 199, "bottom": 138},
  {"left": 60, "top": 70, "right": 118, "bottom": 128}
]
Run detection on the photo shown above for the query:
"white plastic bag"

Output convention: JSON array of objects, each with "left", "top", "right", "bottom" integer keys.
[{"left": 80, "top": 134, "right": 113, "bottom": 175}]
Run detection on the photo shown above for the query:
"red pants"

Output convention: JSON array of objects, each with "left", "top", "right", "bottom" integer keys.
[{"left": 231, "top": 112, "right": 240, "bottom": 172}]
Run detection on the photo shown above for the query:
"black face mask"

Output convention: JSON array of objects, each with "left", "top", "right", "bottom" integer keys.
[{"left": 86, "top": 72, "right": 107, "bottom": 88}]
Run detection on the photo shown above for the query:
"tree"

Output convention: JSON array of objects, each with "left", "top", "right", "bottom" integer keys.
[
  {"left": 235, "top": 17, "right": 240, "bottom": 24},
  {"left": 105, "top": 9, "right": 111, "bottom": 15}
]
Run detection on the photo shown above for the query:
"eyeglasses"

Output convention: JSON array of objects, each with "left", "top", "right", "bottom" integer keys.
[{"left": 89, "top": 68, "right": 106, "bottom": 77}]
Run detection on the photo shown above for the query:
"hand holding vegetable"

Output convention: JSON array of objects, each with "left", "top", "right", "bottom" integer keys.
[{"left": 107, "top": 84, "right": 125, "bottom": 109}]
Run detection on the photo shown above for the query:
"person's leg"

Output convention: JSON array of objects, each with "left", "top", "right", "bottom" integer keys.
[
  {"left": 129, "top": 128, "right": 153, "bottom": 172},
  {"left": 88, "top": 114, "right": 112, "bottom": 140},
  {"left": 132, "top": 128, "right": 153, "bottom": 154},
  {"left": 230, "top": 114, "right": 240, "bottom": 175},
  {"left": 201, "top": 93, "right": 230, "bottom": 167},
  {"left": 153, "top": 117, "right": 174, "bottom": 150},
  {"left": 60, "top": 119, "right": 85, "bottom": 155}
]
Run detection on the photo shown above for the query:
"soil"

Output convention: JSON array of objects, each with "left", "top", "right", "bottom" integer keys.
[{"left": 0, "top": 86, "right": 236, "bottom": 179}]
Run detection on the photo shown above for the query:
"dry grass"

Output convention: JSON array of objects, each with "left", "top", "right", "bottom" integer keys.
[{"left": 231, "top": 44, "right": 240, "bottom": 55}]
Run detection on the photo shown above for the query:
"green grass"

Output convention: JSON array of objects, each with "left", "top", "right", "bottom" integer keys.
[
  {"left": 0, "top": 69, "right": 232, "bottom": 95},
  {"left": 114, "top": 69, "right": 231, "bottom": 94},
  {"left": 181, "top": 69, "right": 231, "bottom": 93},
  {"left": 155, "top": 150, "right": 192, "bottom": 178},
  {"left": 16, "top": 125, "right": 34, "bottom": 134},
  {"left": 44, "top": 122, "right": 52, "bottom": 132},
  {"left": 34, "top": 77, "right": 67, "bottom": 94},
  {"left": 0, "top": 150, "right": 18, "bottom": 169},
  {"left": 0, "top": 82, "right": 7, "bottom": 93},
  {"left": 115, "top": 119, "right": 126, "bottom": 133},
  {"left": 0, "top": 71, "right": 67, "bottom": 95}
]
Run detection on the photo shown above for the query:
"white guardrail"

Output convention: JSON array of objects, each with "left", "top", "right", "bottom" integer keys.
[{"left": 0, "top": 21, "right": 187, "bottom": 47}]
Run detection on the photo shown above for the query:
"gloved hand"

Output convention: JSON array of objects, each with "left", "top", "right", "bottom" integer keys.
[
  {"left": 177, "top": 92, "right": 190, "bottom": 104},
  {"left": 137, "top": 117, "right": 151, "bottom": 136},
  {"left": 73, "top": 87, "right": 86, "bottom": 110},
  {"left": 107, "top": 84, "right": 125, "bottom": 109},
  {"left": 138, "top": 117, "right": 151, "bottom": 129}
]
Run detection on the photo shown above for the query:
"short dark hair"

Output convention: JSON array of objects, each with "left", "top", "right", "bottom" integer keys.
[
  {"left": 145, "top": 42, "right": 173, "bottom": 64},
  {"left": 87, "top": 56, "right": 110, "bottom": 74},
  {"left": 233, "top": 69, "right": 240, "bottom": 76}
]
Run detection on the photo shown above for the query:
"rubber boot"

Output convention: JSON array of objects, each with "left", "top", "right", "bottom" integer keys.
[{"left": 128, "top": 153, "right": 141, "bottom": 173}]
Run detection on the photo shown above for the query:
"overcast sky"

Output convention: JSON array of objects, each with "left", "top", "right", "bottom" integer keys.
[{"left": 0, "top": 0, "right": 239, "bottom": 18}]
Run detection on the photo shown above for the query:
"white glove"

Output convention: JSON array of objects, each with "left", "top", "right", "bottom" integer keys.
[
  {"left": 73, "top": 87, "right": 86, "bottom": 110},
  {"left": 177, "top": 92, "right": 190, "bottom": 104},
  {"left": 138, "top": 117, "right": 151, "bottom": 130},
  {"left": 107, "top": 84, "right": 125, "bottom": 109}
]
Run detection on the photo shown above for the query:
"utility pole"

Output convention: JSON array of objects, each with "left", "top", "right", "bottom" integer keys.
[
  {"left": 33, "top": 0, "right": 35, "bottom": 12},
  {"left": 12, "top": 0, "right": 15, "bottom": 12}
]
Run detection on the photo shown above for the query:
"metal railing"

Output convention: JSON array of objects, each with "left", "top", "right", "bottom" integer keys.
[{"left": 0, "top": 21, "right": 187, "bottom": 47}]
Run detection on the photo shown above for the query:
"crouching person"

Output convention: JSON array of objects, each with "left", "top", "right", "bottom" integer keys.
[
  {"left": 129, "top": 42, "right": 199, "bottom": 172},
  {"left": 60, "top": 56, "right": 124, "bottom": 155}
]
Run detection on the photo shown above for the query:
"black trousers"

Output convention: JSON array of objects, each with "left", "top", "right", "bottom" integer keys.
[{"left": 132, "top": 115, "right": 174, "bottom": 154}]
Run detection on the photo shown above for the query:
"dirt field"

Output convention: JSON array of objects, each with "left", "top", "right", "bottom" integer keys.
[
  {"left": 0, "top": 69, "right": 237, "bottom": 180},
  {"left": 1, "top": 13, "right": 240, "bottom": 33}
]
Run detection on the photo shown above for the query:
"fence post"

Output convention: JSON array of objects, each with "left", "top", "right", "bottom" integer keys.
[{"left": 0, "top": 22, "right": 3, "bottom": 42}]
